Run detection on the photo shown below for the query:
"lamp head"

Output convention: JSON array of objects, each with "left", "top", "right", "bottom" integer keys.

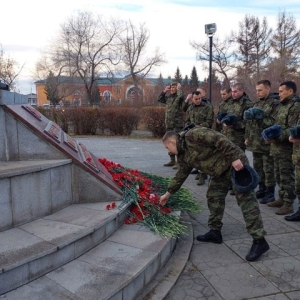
[{"left": 205, "top": 23, "right": 217, "bottom": 36}]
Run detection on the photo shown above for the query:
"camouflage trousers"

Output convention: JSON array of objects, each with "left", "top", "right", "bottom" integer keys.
[
  {"left": 253, "top": 152, "right": 275, "bottom": 188},
  {"left": 274, "top": 158, "right": 295, "bottom": 204},
  {"left": 206, "top": 166, "right": 266, "bottom": 239}
]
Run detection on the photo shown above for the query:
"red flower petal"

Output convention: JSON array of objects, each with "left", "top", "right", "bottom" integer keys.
[{"left": 106, "top": 204, "right": 111, "bottom": 210}]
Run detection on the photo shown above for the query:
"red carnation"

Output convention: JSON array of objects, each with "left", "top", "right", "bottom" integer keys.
[
  {"left": 86, "top": 157, "right": 92, "bottom": 162},
  {"left": 112, "top": 202, "right": 117, "bottom": 208},
  {"left": 106, "top": 204, "right": 111, "bottom": 210}
]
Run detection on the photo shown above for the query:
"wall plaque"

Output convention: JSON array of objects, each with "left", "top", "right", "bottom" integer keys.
[
  {"left": 21, "top": 105, "right": 42, "bottom": 121},
  {"left": 44, "top": 121, "right": 61, "bottom": 143}
]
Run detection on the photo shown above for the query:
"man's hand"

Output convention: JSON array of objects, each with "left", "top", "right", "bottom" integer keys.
[
  {"left": 232, "top": 159, "right": 244, "bottom": 171},
  {"left": 223, "top": 124, "right": 234, "bottom": 128},
  {"left": 164, "top": 85, "right": 171, "bottom": 93},
  {"left": 159, "top": 192, "right": 171, "bottom": 206},
  {"left": 185, "top": 94, "right": 193, "bottom": 103},
  {"left": 177, "top": 83, "right": 182, "bottom": 90},
  {"left": 244, "top": 139, "right": 248, "bottom": 146},
  {"left": 265, "top": 139, "right": 276, "bottom": 144},
  {"left": 289, "top": 136, "right": 300, "bottom": 144}
]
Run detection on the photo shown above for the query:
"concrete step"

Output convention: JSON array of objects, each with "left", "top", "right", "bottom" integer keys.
[
  {"left": 1, "top": 223, "right": 177, "bottom": 300},
  {"left": 0, "top": 159, "right": 73, "bottom": 231},
  {"left": 0, "top": 201, "right": 128, "bottom": 295}
]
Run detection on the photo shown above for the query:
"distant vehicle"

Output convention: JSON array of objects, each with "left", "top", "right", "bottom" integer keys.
[
  {"left": 43, "top": 104, "right": 50, "bottom": 109},
  {"left": 55, "top": 105, "right": 61, "bottom": 109}
]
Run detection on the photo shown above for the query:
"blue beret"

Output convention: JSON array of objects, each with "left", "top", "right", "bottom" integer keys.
[
  {"left": 243, "top": 109, "right": 254, "bottom": 120},
  {"left": 217, "top": 112, "right": 227, "bottom": 121},
  {"left": 244, "top": 108, "right": 265, "bottom": 120},
  {"left": 221, "top": 114, "right": 238, "bottom": 126},
  {"left": 251, "top": 108, "right": 265, "bottom": 120},
  {"left": 290, "top": 125, "right": 300, "bottom": 139},
  {"left": 231, "top": 165, "right": 260, "bottom": 193},
  {"left": 261, "top": 125, "right": 282, "bottom": 141}
]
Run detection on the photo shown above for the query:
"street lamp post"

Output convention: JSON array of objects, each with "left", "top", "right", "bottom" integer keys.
[{"left": 205, "top": 23, "right": 217, "bottom": 102}]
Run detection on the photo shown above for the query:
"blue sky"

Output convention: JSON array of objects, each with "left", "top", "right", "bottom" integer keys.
[{"left": 1, "top": 0, "right": 300, "bottom": 94}]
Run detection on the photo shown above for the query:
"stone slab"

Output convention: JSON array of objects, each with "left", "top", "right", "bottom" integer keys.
[
  {"left": 0, "top": 178, "right": 12, "bottom": 231},
  {"left": 0, "top": 159, "right": 71, "bottom": 179},
  {"left": 107, "top": 227, "right": 169, "bottom": 253},
  {"left": 78, "top": 240, "right": 158, "bottom": 276},
  {"left": 11, "top": 170, "right": 52, "bottom": 226},
  {"left": 44, "top": 204, "right": 118, "bottom": 229},
  {"left": 2, "top": 104, "right": 121, "bottom": 195},
  {"left": 19, "top": 219, "right": 91, "bottom": 248},
  {"left": 1, "top": 276, "right": 82, "bottom": 300},
  {"left": 0, "top": 228, "right": 55, "bottom": 271},
  {"left": 201, "top": 262, "right": 280, "bottom": 299}
]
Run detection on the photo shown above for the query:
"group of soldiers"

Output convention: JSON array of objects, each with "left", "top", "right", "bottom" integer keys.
[{"left": 157, "top": 79, "right": 300, "bottom": 222}]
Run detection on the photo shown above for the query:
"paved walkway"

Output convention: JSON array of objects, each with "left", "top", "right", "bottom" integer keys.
[{"left": 76, "top": 135, "right": 300, "bottom": 300}]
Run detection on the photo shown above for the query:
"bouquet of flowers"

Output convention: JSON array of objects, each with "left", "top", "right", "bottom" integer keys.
[{"left": 99, "top": 158, "right": 201, "bottom": 238}]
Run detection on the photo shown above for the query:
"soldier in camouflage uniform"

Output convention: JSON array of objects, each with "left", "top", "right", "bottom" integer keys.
[
  {"left": 216, "top": 87, "right": 232, "bottom": 132},
  {"left": 244, "top": 80, "right": 279, "bottom": 204},
  {"left": 221, "top": 83, "right": 253, "bottom": 151},
  {"left": 157, "top": 82, "right": 185, "bottom": 168},
  {"left": 160, "top": 128, "right": 269, "bottom": 262},
  {"left": 265, "top": 81, "right": 300, "bottom": 215},
  {"left": 183, "top": 90, "right": 214, "bottom": 185},
  {"left": 285, "top": 124, "right": 300, "bottom": 221}
]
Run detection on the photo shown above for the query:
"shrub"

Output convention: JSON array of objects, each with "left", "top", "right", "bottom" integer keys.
[
  {"left": 142, "top": 107, "right": 166, "bottom": 137},
  {"left": 99, "top": 107, "right": 140, "bottom": 135},
  {"left": 69, "top": 107, "right": 99, "bottom": 135}
]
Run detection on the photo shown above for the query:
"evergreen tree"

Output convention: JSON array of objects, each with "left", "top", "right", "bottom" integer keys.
[
  {"left": 174, "top": 67, "right": 182, "bottom": 84},
  {"left": 190, "top": 66, "right": 199, "bottom": 90},
  {"left": 44, "top": 71, "right": 60, "bottom": 107}
]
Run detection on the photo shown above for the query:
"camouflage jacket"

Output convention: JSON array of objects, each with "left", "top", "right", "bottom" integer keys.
[
  {"left": 292, "top": 118, "right": 300, "bottom": 166},
  {"left": 216, "top": 96, "right": 233, "bottom": 132},
  {"left": 245, "top": 94, "right": 280, "bottom": 153},
  {"left": 269, "top": 94, "right": 300, "bottom": 158},
  {"left": 167, "top": 127, "right": 246, "bottom": 194},
  {"left": 157, "top": 90, "right": 185, "bottom": 129},
  {"left": 183, "top": 101, "right": 214, "bottom": 128},
  {"left": 221, "top": 93, "right": 253, "bottom": 148}
]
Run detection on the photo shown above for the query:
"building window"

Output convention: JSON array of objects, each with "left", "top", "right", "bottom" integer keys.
[{"left": 103, "top": 91, "right": 111, "bottom": 103}]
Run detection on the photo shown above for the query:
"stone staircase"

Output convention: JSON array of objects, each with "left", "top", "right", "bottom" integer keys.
[{"left": 0, "top": 91, "right": 179, "bottom": 299}]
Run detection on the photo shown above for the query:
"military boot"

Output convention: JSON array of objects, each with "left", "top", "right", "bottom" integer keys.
[
  {"left": 164, "top": 154, "right": 176, "bottom": 167},
  {"left": 260, "top": 186, "right": 275, "bottom": 204},
  {"left": 285, "top": 209, "right": 300, "bottom": 221},
  {"left": 172, "top": 163, "right": 179, "bottom": 170},
  {"left": 275, "top": 203, "right": 293, "bottom": 215},
  {"left": 256, "top": 183, "right": 267, "bottom": 199},
  {"left": 196, "top": 229, "right": 223, "bottom": 244},
  {"left": 245, "top": 237, "right": 269, "bottom": 261},
  {"left": 197, "top": 173, "right": 206, "bottom": 186},
  {"left": 267, "top": 198, "right": 284, "bottom": 207}
]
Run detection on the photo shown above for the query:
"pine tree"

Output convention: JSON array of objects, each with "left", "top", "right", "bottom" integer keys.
[
  {"left": 190, "top": 66, "right": 199, "bottom": 90},
  {"left": 174, "top": 67, "right": 182, "bottom": 84}
]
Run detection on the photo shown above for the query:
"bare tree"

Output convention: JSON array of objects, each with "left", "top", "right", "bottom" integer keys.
[
  {"left": 120, "top": 20, "right": 166, "bottom": 103},
  {"left": 251, "top": 17, "right": 272, "bottom": 80},
  {"left": 0, "top": 44, "right": 23, "bottom": 91},
  {"left": 48, "top": 11, "right": 122, "bottom": 106},
  {"left": 191, "top": 36, "right": 235, "bottom": 86},
  {"left": 269, "top": 10, "right": 300, "bottom": 81},
  {"left": 35, "top": 53, "right": 76, "bottom": 105},
  {"left": 234, "top": 15, "right": 257, "bottom": 81}
]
